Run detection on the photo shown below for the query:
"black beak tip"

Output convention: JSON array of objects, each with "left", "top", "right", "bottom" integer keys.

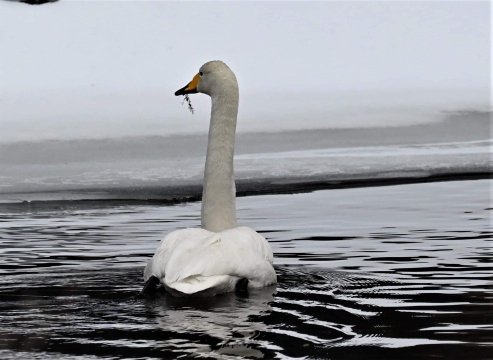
[
  {"left": 175, "top": 82, "right": 198, "bottom": 97},
  {"left": 175, "top": 88, "right": 185, "bottom": 96}
]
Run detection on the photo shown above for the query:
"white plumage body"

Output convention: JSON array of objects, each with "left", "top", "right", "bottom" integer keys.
[{"left": 144, "top": 227, "right": 276, "bottom": 296}]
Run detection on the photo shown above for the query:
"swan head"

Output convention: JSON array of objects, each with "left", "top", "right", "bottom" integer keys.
[{"left": 175, "top": 61, "right": 237, "bottom": 98}]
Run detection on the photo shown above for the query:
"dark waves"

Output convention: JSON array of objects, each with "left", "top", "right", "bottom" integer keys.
[
  {"left": 0, "top": 180, "right": 491, "bottom": 358},
  {"left": 0, "top": 267, "right": 491, "bottom": 359}
]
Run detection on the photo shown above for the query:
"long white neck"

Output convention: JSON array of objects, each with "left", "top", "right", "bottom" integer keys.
[{"left": 201, "top": 83, "right": 239, "bottom": 232}]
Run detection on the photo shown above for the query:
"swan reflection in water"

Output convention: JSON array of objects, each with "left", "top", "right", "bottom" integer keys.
[{"left": 146, "top": 285, "right": 277, "bottom": 358}]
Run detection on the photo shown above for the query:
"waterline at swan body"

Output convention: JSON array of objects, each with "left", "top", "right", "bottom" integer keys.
[{"left": 143, "top": 61, "right": 277, "bottom": 296}]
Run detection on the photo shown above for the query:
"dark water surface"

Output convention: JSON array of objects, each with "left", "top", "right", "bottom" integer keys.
[{"left": 0, "top": 180, "right": 491, "bottom": 359}]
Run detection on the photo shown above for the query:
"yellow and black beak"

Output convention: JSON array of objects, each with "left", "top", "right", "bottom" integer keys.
[{"left": 175, "top": 73, "right": 200, "bottom": 96}]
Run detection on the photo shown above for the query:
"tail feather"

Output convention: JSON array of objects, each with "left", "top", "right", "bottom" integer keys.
[{"left": 166, "top": 275, "right": 239, "bottom": 296}]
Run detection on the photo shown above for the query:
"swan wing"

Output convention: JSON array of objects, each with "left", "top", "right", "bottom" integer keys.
[
  {"left": 144, "top": 227, "right": 276, "bottom": 295},
  {"left": 143, "top": 228, "right": 212, "bottom": 282}
]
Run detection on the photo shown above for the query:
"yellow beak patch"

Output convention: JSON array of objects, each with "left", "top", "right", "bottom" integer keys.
[
  {"left": 185, "top": 73, "right": 200, "bottom": 92},
  {"left": 175, "top": 73, "right": 200, "bottom": 96}
]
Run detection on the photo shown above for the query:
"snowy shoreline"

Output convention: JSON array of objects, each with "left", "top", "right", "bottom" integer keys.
[{"left": 0, "top": 170, "right": 489, "bottom": 206}]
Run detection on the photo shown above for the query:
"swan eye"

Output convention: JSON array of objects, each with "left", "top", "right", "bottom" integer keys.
[{"left": 199, "top": 72, "right": 203, "bottom": 76}]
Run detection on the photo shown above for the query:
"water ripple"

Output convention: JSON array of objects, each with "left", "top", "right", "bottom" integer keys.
[{"left": 0, "top": 180, "right": 491, "bottom": 359}]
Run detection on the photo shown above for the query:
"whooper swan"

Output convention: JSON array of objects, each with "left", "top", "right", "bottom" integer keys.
[{"left": 142, "top": 61, "right": 277, "bottom": 296}]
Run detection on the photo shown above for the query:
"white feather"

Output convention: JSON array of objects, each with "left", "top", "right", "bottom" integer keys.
[{"left": 144, "top": 227, "right": 276, "bottom": 296}]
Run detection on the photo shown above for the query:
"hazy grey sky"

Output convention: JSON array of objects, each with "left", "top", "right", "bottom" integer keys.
[{"left": 0, "top": 1, "right": 489, "bottom": 142}]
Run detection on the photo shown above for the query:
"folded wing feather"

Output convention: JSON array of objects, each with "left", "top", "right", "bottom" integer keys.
[{"left": 144, "top": 227, "right": 276, "bottom": 294}]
